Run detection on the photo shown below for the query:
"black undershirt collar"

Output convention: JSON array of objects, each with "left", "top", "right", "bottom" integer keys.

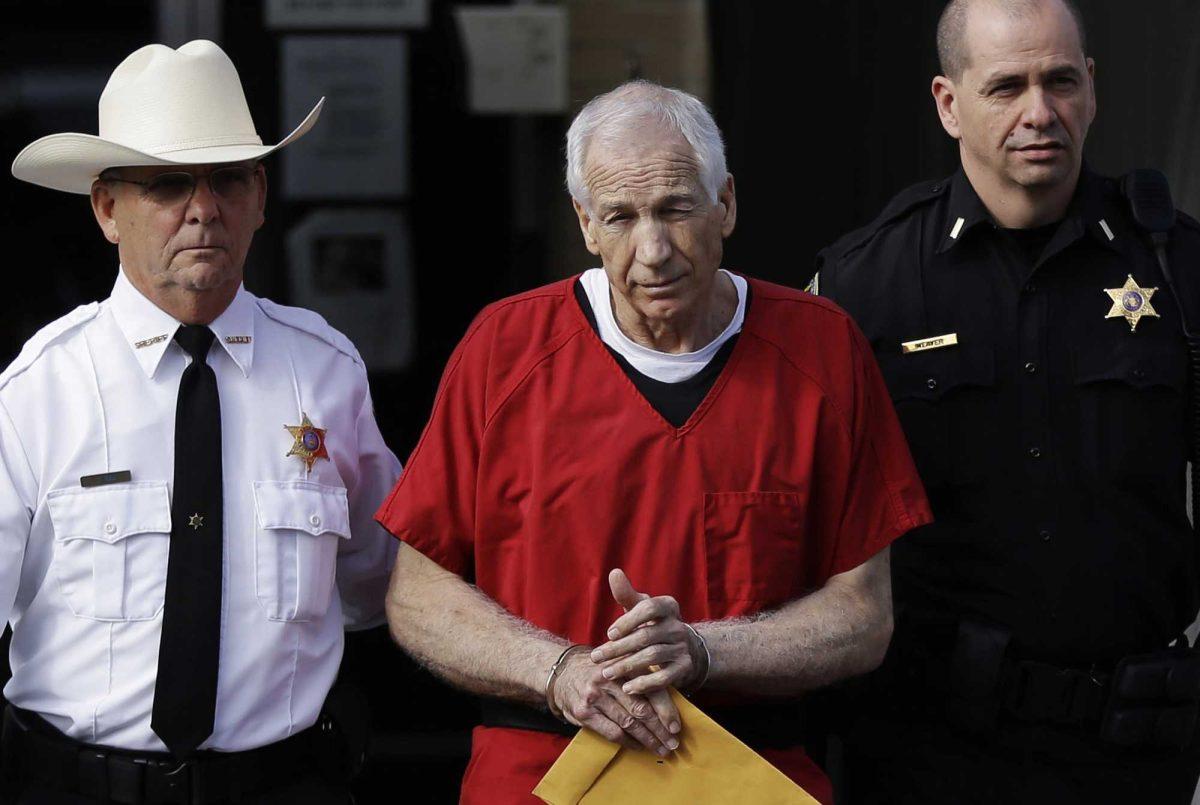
[
  {"left": 572, "top": 278, "right": 749, "bottom": 428},
  {"left": 1004, "top": 221, "right": 1061, "bottom": 267}
]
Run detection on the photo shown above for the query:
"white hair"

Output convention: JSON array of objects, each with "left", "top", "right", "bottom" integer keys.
[{"left": 565, "top": 80, "right": 727, "bottom": 211}]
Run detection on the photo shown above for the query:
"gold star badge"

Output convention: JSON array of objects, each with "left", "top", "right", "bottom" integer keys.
[
  {"left": 1104, "top": 275, "right": 1159, "bottom": 332},
  {"left": 285, "top": 413, "right": 329, "bottom": 473},
  {"left": 188, "top": 513, "right": 204, "bottom": 530}
]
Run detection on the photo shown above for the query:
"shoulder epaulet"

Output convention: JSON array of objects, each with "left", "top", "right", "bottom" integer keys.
[
  {"left": 256, "top": 297, "right": 363, "bottom": 368},
  {"left": 823, "top": 178, "right": 949, "bottom": 262},
  {"left": 0, "top": 302, "right": 102, "bottom": 392}
]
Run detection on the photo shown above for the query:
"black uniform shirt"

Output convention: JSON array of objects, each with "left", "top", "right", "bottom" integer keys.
[{"left": 816, "top": 168, "right": 1200, "bottom": 666}]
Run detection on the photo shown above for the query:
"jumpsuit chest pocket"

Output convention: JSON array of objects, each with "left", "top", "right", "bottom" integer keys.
[
  {"left": 252, "top": 480, "right": 350, "bottom": 622},
  {"left": 703, "top": 492, "right": 806, "bottom": 613},
  {"left": 878, "top": 344, "right": 997, "bottom": 487},
  {"left": 1072, "top": 344, "right": 1186, "bottom": 482},
  {"left": 46, "top": 482, "right": 171, "bottom": 621}
]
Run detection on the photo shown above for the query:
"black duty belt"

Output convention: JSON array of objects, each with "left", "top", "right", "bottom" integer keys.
[
  {"left": 875, "top": 617, "right": 1200, "bottom": 750},
  {"left": 1, "top": 705, "right": 328, "bottom": 804},
  {"left": 480, "top": 697, "right": 805, "bottom": 750}
]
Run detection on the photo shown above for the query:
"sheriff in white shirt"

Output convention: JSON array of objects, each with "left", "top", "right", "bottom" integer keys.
[{"left": 2, "top": 40, "right": 399, "bottom": 804}]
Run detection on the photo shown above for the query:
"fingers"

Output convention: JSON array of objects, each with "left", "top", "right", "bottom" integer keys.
[
  {"left": 601, "top": 642, "right": 692, "bottom": 686},
  {"left": 591, "top": 692, "right": 676, "bottom": 756},
  {"left": 573, "top": 710, "right": 643, "bottom": 752},
  {"left": 590, "top": 592, "right": 696, "bottom": 697},
  {"left": 605, "top": 594, "right": 680, "bottom": 641},
  {"left": 621, "top": 666, "right": 679, "bottom": 696},
  {"left": 611, "top": 686, "right": 678, "bottom": 753},
  {"left": 559, "top": 678, "right": 649, "bottom": 752},
  {"left": 591, "top": 620, "right": 670, "bottom": 663},
  {"left": 555, "top": 651, "right": 679, "bottom": 756},
  {"left": 646, "top": 688, "right": 682, "bottom": 735},
  {"left": 608, "top": 567, "right": 648, "bottom": 612}
]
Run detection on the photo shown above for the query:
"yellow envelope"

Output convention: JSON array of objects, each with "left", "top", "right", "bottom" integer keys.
[{"left": 533, "top": 690, "right": 819, "bottom": 804}]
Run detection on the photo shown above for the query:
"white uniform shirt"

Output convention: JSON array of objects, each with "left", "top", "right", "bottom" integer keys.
[
  {"left": 580, "top": 267, "right": 747, "bottom": 382},
  {"left": 0, "top": 269, "right": 401, "bottom": 752}
]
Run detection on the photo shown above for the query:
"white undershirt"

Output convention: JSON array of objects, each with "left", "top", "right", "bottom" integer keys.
[{"left": 581, "top": 268, "right": 747, "bottom": 383}]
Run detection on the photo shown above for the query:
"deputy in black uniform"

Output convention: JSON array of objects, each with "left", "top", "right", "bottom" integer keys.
[{"left": 814, "top": 0, "right": 1200, "bottom": 802}]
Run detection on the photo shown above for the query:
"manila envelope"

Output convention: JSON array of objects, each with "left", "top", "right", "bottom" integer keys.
[{"left": 533, "top": 690, "right": 819, "bottom": 804}]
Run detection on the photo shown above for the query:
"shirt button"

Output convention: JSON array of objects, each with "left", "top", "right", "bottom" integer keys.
[
  {"left": 1133, "top": 367, "right": 1146, "bottom": 380},
  {"left": 1023, "top": 282, "right": 1037, "bottom": 294},
  {"left": 1028, "top": 447, "right": 1042, "bottom": 458},
  {"left": 1024, "top": 362, "right": 1037, "bottom": 374},
  {"left": 104, "top": 522, "right": 117, "bottom": 535},
  {"left": 926, "top": 378, "right": 938, "bottom": 390},
  {"left": 1039, "top": 530, "right": 1052, "bottom": 542},
  {"left": 310, "top": 514, "right": 321, "bottom": 528}
]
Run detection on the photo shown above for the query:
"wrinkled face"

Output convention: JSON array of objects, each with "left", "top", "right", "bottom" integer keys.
[
  {"left": 949, "top": 1, "right": 1095, "bottom": 190},
  {"left": 573, "top": 127, "right": 735, "bottom": 327},
  {"left": 92, "top": 161, "right": 266, "bottom": 300}
]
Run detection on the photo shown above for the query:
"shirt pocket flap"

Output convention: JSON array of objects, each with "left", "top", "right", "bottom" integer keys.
[
  {"left": 1073, "top": 346, "right": 1185, "bottom": 391},
  {"left": 46, "top": 482, "right": 171, "bottom": 544},
  {"left": 253, "top": 480, "right": 351, "bottom": 538},
  {"left": 878, "top": 342, "right": 995, "bottom": 402}
]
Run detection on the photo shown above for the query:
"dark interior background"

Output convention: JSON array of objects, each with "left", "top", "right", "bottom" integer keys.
[{"left": 2, "top": 1, "right": 1198, "bottom": 802}]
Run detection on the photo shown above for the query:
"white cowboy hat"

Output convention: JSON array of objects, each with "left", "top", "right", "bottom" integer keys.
[{"left": 11, "top": 39, "right": 322, "bottom": 194}]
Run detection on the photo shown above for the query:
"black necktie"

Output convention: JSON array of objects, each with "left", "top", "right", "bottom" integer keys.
[{"left": 152, "top": 325, "right": 224, "bottom": 758}]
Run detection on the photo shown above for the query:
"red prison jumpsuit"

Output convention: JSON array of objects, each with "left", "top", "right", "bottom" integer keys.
[{"left": 376, "top": 275, "right": 932, "bottom": 804}]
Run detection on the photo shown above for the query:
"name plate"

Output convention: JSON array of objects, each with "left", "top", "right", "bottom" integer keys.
[
  {"left": 80, "top": 470, "right": 132, "bottom": 488},
  {"left": 901, "top": 333, "right": 959, "bottom": 354}
]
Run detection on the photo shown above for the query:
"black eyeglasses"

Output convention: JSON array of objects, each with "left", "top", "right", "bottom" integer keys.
[{"left": 102, "top": 166, "right": 258, "bottom": 206}]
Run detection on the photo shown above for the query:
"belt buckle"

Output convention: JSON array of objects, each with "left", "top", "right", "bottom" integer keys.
[{"left": 144, "top": 757, "right": 193, "bottom": 805}]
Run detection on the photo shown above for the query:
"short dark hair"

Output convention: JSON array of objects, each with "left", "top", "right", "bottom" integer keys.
[{"left": 937, "top": 0, "right": 1088, "bottom": 80}]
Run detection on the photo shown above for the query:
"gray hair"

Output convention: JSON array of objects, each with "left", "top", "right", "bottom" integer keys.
[
  {"left": 565, "top": 80, "right": 727, "bottom": 211},
  {"left": 937, "top": 0, "right": 1088, "bottom": 81}
]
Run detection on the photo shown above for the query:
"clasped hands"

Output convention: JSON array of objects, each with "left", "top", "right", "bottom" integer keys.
[{"left": 548, "top": 568, "right": 706, "bottom": 756}]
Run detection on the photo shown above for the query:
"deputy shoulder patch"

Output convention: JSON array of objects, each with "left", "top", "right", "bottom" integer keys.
[
  {"left": 0, "top": 302, "right": 101, "bottom": 392},
  {"left": 256, "top": 297, "right": 363, "bottom": 367}
]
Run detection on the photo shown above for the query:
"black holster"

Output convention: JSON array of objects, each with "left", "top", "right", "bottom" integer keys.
[
  {"left": 947, "top": 620, "right": 1012, "bottom": 735},
  {"left": 317, "top": 680, "right": 370, "bottom": 784},
  {"left": 1102, "top": 648, "right": 1200, "bottom": 749}
]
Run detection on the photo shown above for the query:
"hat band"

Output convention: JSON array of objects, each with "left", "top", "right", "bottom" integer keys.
[{"left": 116, "top": 132, "right": 266, "bottom": 156}]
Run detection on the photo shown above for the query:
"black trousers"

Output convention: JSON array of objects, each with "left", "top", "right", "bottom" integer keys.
[
  {"left": 839, "top": 716, "right": 1200, "bottom": 805},
  {"left": 8, "top": 775, "right": 350, "bottom": 805},
  {"left": 1, "top": 710, "right": 350, "bottom": 805}
]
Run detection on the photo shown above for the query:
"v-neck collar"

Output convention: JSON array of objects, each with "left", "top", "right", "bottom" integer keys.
[{"left": 567, "top": 275, "right": 751, "bottom": 436}]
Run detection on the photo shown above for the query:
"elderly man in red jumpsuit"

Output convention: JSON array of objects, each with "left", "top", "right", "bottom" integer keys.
[{"left": 376, "top": 80, "right": 932, "bottom": 804}]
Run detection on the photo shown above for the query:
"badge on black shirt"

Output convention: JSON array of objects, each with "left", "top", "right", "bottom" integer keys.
[{"left": 1104, "top": 275, "right": 1159, "bottom": 332}]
